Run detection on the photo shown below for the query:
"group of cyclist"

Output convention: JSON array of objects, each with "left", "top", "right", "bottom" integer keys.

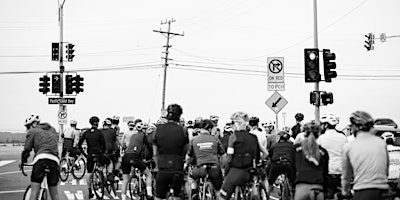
[{"left": 21, "top": 104, "right": 399, "bottom": 200}]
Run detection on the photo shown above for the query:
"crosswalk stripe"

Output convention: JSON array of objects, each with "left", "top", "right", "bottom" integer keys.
[
  {"left": 0, "top": 160, "right": 15, "bottom": 167},
  {"left": 75, "top": 190, "right": 84, "bottom": 200}
]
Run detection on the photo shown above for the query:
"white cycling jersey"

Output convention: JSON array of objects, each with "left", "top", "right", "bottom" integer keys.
[{"left": 317, "top": 129, "right": 347, "bottom": 174}]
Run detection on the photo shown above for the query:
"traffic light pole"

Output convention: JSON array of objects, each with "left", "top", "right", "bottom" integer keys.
[
  {"left": 313, "top": 0, "right": 320, "bottom": 123},
  {"left": 58, "top": 0, "right": 66, "bottom": 137}
]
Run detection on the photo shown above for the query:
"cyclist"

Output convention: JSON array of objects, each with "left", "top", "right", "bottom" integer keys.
[
  {"left": 267, "top": 130, "right": 295, "bottom": 195},
  {"left": 219, "top": 111, "right": 261, "bottom": 200},
  {"left": 21, "top": 114, "right": 60, "bottom": 200},
  {"left": 382, "top": 132, "right": 400, "bottom": 180},
  {"left": 112, "top": 115, "right": 121, "bottom": 136},
  {"left": 342, "top": 111, "right": 389, "bottom": 200},
  {"left": 187, "top": 119, "right": 225, "bottom": 199},
  {"left": 77, "top": 116, "right": 109, "bottom": 199},
  {"left": 293, "top": 121, "right": 329, "bottom": 200},
  {"left": 153, "top": 104, "right": 189, "bottom": 200},
  {"left": 101, "top": 118, "right": 120, "bottom": 183},
  {"left": 192, "top": 117, "right": 203, "bottom": 138},
  {"left": 220, "top": 124, "right": 234, "bottom": 152},
  {"left": 317, "top": 113, "right": 347, "bottom": 199},
  {"left": 266, "top": 120, "right": 278, "bottom": 150},
  {"left": 291, "top": 113, "right": 304, "bottom": 139},
  {"left": 121, "top": 121, "right": 154, "bottom": 200},
  {"left": 249, "top": 116, "right": 268, "bottom": 157},
  {"left": 210, "top": 115, "right": 221, "bottom": 138},
  {"left": 121, "top": 121, "right": 136, "bottom": 151},
  {"left": 61, "top": 120, "right": 81, "bottom": 159}
]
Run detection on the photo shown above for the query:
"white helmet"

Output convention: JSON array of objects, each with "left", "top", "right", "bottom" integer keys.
[
  {"left": 25, "top": 114, "right": 41, "bottom": 126},
  {"left": 381, "top": 132, "right": 395, "bottom": 141},
  {"left": 265, "top": 120, "right": 276, "bottom": 127},
  {"left": 320, "top": 113, "right": 339, "bottom": 126},
  {"left": 70, "top": 120, "right": 77, "bottom": 125}
]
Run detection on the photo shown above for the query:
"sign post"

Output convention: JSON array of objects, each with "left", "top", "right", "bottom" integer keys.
[{"left": 58, "top": 105, "right": 67, "bottom": 125}]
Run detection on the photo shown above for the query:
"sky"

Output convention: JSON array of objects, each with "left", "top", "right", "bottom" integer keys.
[{"left": 1, "top": 0, "right": 400, "bottom": 133}]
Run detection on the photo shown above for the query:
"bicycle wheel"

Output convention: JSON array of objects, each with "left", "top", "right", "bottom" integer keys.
[
  {"left": 256, "top": 183, "right": 268, "bottom": 200},
  {"left": 280, "top": 176, "right": 292, "bottom": 200},
  {"left": 39, "top": 188, "right": 48, "bottom": 200},
  {"left": 59, "top": 157, "right": 69, "bottom": 181},
  {"left": 139, "top": 178, "right": 148, "bottom": 200},
  {"left": 92, "top": 169, "right": 105, "bottom": 200},
  {"left": 72, "top": 157, "right": 86, "bottom": 180},
  {"left": 204, "top": 182, "right": 215, "bottom": 200},
  {"left": 23, "top": 185, "right": 31, "bottom": 200},
  {"left": 128, "top": 176, "right": 140, "bottom": 200}
]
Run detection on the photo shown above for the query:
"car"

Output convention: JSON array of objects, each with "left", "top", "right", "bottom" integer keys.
[
  {"left": 372, "top": 125, "right": 400, "bottom": 146},
  {"left": 374, "top": 118, "right": 398, "bottom": 129}
]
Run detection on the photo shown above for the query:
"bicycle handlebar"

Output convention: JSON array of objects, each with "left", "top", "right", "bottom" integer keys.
[{"left": 20, "top": 163, "right": 34, "bottom": 177}]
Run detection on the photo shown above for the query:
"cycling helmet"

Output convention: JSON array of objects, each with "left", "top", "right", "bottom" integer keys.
[
  {"left": 382, "top": 132, "right": 395, "bottom": 141},
  {"left": 224, "top": 125, "right": 233, "bottom": 133},
  {"left": 210, "top": 115, "right": 219, "bottom": 121},
  {"left": 265, "top": 120, "right": 276, "bottom": 127},
  {"left": 127, "top": 121, "right": 135, "bottom": 127},
  {"left": 167, "top": 104, "right": 183, "bottom": 115},
  {"left": 70, "top": 120, "right": 77, "bottom": 125},
  {"left": 103, "top": 118, "right": 112, "bottom": 126},
  {"left": 25, "top": 114, "right": 41, "bottom": 126},
  {"left": 277, "top": 130, "right": 291, "bottom": 140},
  {"left": 303, "top": 121, "right": 321, "bottom": 136},
  {"left": 112, "top": 116, "right": 120, "bottom": 121},
  {"left": 89, "top": 116, "right": 100, "bottom": 125},
  {"left": 295, "top": 113, "right": 304, "bottom": 121},
  {"left": 194, "top": 117, "right": 203, "bottom": 124},
  {"left": 249, "top": 116, "right": 260, "bottom": 127},
  {"left": 186, "top": 120, "right": 194, "bottom": 127},
  {"left": 112, "top": 116, "right": 120, "bottom": 124},
  {"left": 349, "top": 110, "right": 374, "bottom": 128},
  {"left": 199, "top": 119, "right": 214, "bottom": 130},
  {"left": 136, "top": 122, "right": 148, "bottom": 131},
  {"left": 320, "top": 113, "right": 339, "bottom": 126},
  {"left": 230, "top": 111, "right": 250, "bottom": 122}
]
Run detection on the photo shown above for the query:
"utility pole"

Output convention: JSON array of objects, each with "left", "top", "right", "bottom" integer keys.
[
  {"left": 58, "top": 0, "right": 66, "bottom": 136},
  {"left": 153, "top": 19, "right": 184, "bottom": 112},
  {"left": 313, "top": 0, "right": 320, "bottom": 123}
]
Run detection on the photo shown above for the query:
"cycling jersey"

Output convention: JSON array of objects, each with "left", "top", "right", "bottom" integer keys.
[
  {"left": 250, "top": 128, "right": 268, "bottom": 156},
  {"left": 268, "top": 141, "right": 295, "bottom": 185},
  {"left": 78, "top": 128, "right": 105, "bottom": 154},
  {"left": 23, "top": 123, "right": 59, "bottom": 158},
  {"left": 101, "top": 128, "right": 117, "bottom": 154},
  {"left": 266, "top": 130, "right": 279, "bottom": 150},
  {"left": 188, "top": 131, "right": 225, "bottom": 166},
  {"left": 317, "top": 129, "right": 347, "bottom": 175},
  {"left": 121, "top": 129, "right": 136, "bottom": 148},
  {"left": 228, "top": 130, "right": 260, "bottom": 168},
  {"left": 125, "top": 131, "right": 151, "bottom": 155},
  {"left": 291, "top": 123, "right": 302, "bottom": 139}
]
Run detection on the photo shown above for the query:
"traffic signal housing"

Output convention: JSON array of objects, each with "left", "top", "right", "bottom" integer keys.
[
  {"left": 51, "top": 43, "right": 59, "bottom": 61},
  {"left": 364, "top": 33, "right": 375, "bottom": 51},
  {"left": 310, "top": 91, "right": 318, "bottom": 105},
  {"left": 65, "top": 43, "right": 75, "bottom": 61},
  {"left": 65, "top": 75, "right": 74, "bottom": 94},
  {"left": 322, "top": 49, "right": 337, "bottom": 82},
  {"left": 74, "top": 75, "right": 84, "bottom": 93},
  {"left": 321, "top": 92, "right": 334, "bottom": 105},
  {"left": 304, "top": 48, "right": 320, "bottom": 82},
  {"left": 39, "top": 75, "right": 50, "bottom": 94}
]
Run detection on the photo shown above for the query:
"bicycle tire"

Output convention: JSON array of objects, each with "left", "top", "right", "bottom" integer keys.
[
  {"left": 140, "top": 178, "right": 148, "bottom": 200},
  {"left": 256, "top": 183, "right": 268, "bottom": 200},
  {"left": 92, "top": 169, "right": 105, "bottom": 200},
  {"left": 59, "top": 157, "right": 69, "bottom": 182},
  {"left": 72, "top": 157, "right": 86, "bottom": 180},
  {"left": 129, "top": 176, "right": 140, "bottom": 200},
  {"left": 204, "top": 181, "right": 215, "bottom": 200},
  {"left": 23, "top": 185, "right": 31, "bottom": 200},
  {"left": 40, "top": 188, "right": 48, "bottom": 200},
  {"left": 280, "top": 175, "right": 292, "bottom": 200}
]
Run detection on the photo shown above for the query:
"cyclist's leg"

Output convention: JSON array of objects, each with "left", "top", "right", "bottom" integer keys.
[
  {"left": 208, "top": 166, "right": 223, "bottom": 197},
  {"left": 47, "top": 160, "right": 61, "bottom": 200},
  {"left": 86, "top": 154, "right": 95, "bottom": 197},
  {"left": 267, "top": 163, "right": 281, "bottom": 194},
  {"left": 220, "top": 167, "right": 247, "bottom": 200},
  {"left": 30, "top": 160, "right": 48, "bottom": 200},
  {"left": 171, "top": 172, "right": 185, "bottom": 200},
  {"left": 120, "top": 154, "right": 132, "bottom": 200},
  {"left": 48, "top": 186, "right": 60, "bottom": 200},
  {"left": 28, "top": 183, "right": 41, "bottom": 200},
  {"left": 155, "top": 171, "right": 172, "bottom": 200}
]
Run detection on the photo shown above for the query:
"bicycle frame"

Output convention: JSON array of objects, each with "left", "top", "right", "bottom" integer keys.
[{"left": 22, "top": 163, "right": 49, "bottom": 200}]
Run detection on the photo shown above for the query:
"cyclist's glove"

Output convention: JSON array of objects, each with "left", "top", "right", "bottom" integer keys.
[{"left": 21, "top": 150, "right": 29, "bottom": 164}]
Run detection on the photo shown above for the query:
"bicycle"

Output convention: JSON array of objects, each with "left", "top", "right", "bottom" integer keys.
[
  {"left": 234, "top": 164, "right": 268, "bottom": 200},
  {"left": 90, "top": 154, "right": 118, "bottom": 200},
  {"left": 190, "top": 164, "right": 218, "bottom": 200},
  {"left": 127, "top": 159, "right": 157, "bottom": 200},
  {"left": 59, "top": 151, "right": 86, "bottom": 182},
  {"left": 21, "top": 162, "right": 49, "bottom": 200}
]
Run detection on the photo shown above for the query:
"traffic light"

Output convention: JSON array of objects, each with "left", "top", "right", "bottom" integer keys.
[
  {"left": 74, "top": 75, "right": 84, "bottom": 93},
  {"left": 321, "top": 92, "right": 334, "bottom": 105},
  {"left": 304, "top": 48, "right": 320, "bottom": 82},
  {"left": 364, "top": 33, "right": 375, "bottom": 51},
  {"left": 65, "top": 75, "right": 74, "bottom": 94},
  {"left": 39, "top": 75, "right": 50, "bottom": 94},
  {"left": 51, "top": 74, "right": 61, "bottom": 94},
  {"left": 322, "top": 49, "right": 337, "bottom": 82},
  {"left": 65, "top": 43, "right": 75, "bottom": 61},
  {"left": 51, "top": 43, "right": 59, "bottom": 61},
  {"left": 310, "top": 91, "right": 318, "bottom": 105}
]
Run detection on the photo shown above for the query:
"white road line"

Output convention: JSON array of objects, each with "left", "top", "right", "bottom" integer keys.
[
  {"left": 71, "top": 179, "right": 77, "bottom": 185},
  {"left": 0, "top": 160, "right": 15, "bottom": 167},
  {"left": 0, "top": 190, "right": 25, "bottom": 194},
  {"left": 64, "top": 191, "right": 76, "bottom": 200},
  {"left": 75, "top": 190, "right": 84, "bottom": 200},
  {"left": 0, "top": 170, "right": 31, "bottom": 176}
]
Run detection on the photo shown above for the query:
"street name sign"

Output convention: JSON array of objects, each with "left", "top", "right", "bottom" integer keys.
[
  {"left": 267, "top": 57, "right": 285, "bottom": 91},
  {"left": 265, "top": 91, "right": 288, "bottom": 114},
  {"left": 48, "top": 98, "right": 76, "bottom": 104}
]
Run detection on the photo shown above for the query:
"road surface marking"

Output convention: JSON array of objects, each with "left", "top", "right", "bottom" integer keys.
[
  {"left": 71, "top": 179, "right": 77, "bottom": 185},
  {"left": 0, "top": 169, "right": 31, "bottom": 176},
  {"left": 0, "top": 190, "right": 25, "bottom": 194},
  {"left": 0, "top": 160, "right": 15, "bottom": 167},
  {"left": 64, "top": 191, "right": 76, "bottom": 200}
]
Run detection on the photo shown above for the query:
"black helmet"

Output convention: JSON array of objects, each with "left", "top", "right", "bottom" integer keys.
[
  {"left": 199, "top": 119, "right": 214, "bottom": 130},
  {"left": 89, "top": 116, "right": 100, "bottom": 125},
  {"left": 295, "top": 113, "right": 304, "bottom": 121},
  {"left": 249, "top": 116, "right": 260, "bottom": 127},
  {"left": 303, "top": 121, "right": 320, "bottom": 136},
  {"left": 167, "top": 104, "right": 183, "bottom": 115},
  {"left": 350, "top": 110, "right": 374, "bottom": 129}
]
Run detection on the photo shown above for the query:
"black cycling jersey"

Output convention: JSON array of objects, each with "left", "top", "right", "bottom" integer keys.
[
  {"left": 101, "top": 128, "right": 116, "bottom": 154},
  {"left": 125, "top": 131, "right": 152, "bottom": 156},
  {"left": 269, "top": 141, "right": 295, "bottom": 162},
  {"left": 229, "top": 130, "right": 260, "bottom": 169},
  {"left": 78, "top": 128, "right": 105, "bottom": 154}
]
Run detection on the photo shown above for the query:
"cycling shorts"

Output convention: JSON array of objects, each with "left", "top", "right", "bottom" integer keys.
[
  {"left": 121, "top": 153, "right": 146, "bottom": 174},
  {"left": 155, "top": 171, "right": 185, "bottom": 199},
  {"left": 268, "top": 162, "right": 293, "bottom": 185},
  {"left": 220, "top": 167, "right": 250, "bottom": 199},
  {"left": 31, "top": 159, "right": 59, "bottom": 187},
  {"left": 87, "top": 153, "right": 110, "bottom": 173}
]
